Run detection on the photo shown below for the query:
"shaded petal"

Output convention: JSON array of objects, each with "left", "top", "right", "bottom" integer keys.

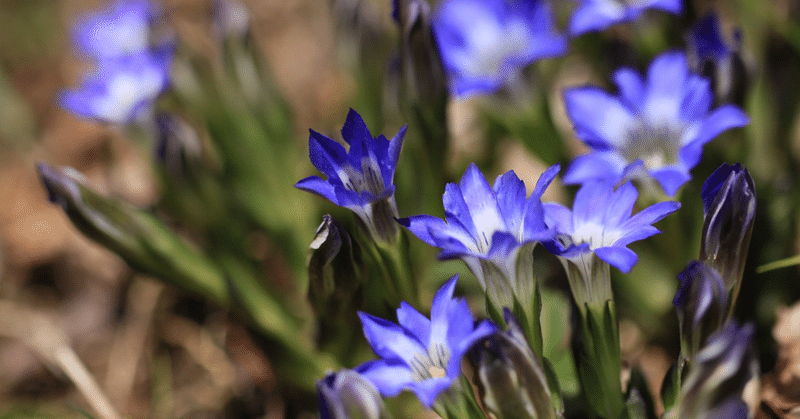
[
  {"left": 409, "top": 377, "right": 453, "bottom": 408},
  {"left": 595, "top": 246, "right": 638, "bottom": 273},
  {"left": 614, "top": 225, "right": 661, "bottom": 247},
  {"left": 623, "top": 201, "right": 681, "bottom": 230},
  {"left": 309, "top": 130, "right": 347, "bottom": 182},
  {"left": 563, "top": 87, "right": 638, "bottom": 149},
  {"left": 358, "top": 360, "right": 414, "bottom": 397},
  {"left": 486, "top": 231, "right": 523, "bottom": 263},
  {"left": 651, "top": 166, "right": 692, "bottom": 196},
  {"left": 563, "top": 152, "right": 626, "bottom": 185},
  {"left": 295, "top": 176, "right": 339, "bottom": 204},
  {"left": 643, "top": 51, "right": 688, "bottom": 124},
  {"left": 459, "top": 164, "right": 505, "bottom": 234},
  {"left": 688, "top": 105, "right": 749, "bottom": 146},
  {"left": 573, "top": 181, "right": 613, "bottom": 226},
  {"left": 341, "top": 108, "right": 372, "bottom": 146},
  {"left": 614, "top": 67, "right": 645, "bottom": 108},
  {"left": 532, "top": 163, "right": 561, "bottom": 198},
  {"left": 397, "top": 302, "right": 432, "bottom": 348},
  {"left": 603, "top": 181, "right": 637, "bottom": 228},
  {"left": 359, "top": 312, "right": 426, "bottom": 364},
  {"left": 568, "top": 2, "right": 626, "bottom": 35},
  {"left": 443, "top": 182, "right": 478, "bottom": 239},
  {"left": 384, "top": 125, "right": 407, "bottom": 183},
  {"left": 493, "top": 170, "right": 526, "bottom": 235},
  {"left": 429, "top": 276, "right": 459, "bottom": 340},
  {"left": 647, "top": 0, "right": 683, "bottom": 13},
  {"left": 399, "top": 215, "right": 450, "bottom": 247},
  {"left": 543, "top": 202, "right": 574, "bottom": 235}
]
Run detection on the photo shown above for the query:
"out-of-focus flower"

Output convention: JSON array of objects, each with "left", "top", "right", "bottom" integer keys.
[
  {"left": 678, "top": 321, "right": 758, "bottom": 419},
  {"left": 673, "top": 261, "right": 727, "bottom": 361},
  {"left": 471, "top": 310, "right": 561, "bottom": 419},
  {"left": 687, "top": 13, "right": 749, "bottom": 106},
  {"left": 357, "top": 275, "right": 496, "bottom": 408},
  {"left": 569, "top": 0, "right": 682, "bottom": 35},
  {"left": 544, "top": 181, "right": 679, "bottom": 304},
  {"left": 295, "top": 109, "right": 407, "bottom": 244},
  {"left": 562, "top": 51, "right": 749, "bottom": 196},
  {"left": 399, "top": 163, "right": 559, "bottom": 308},
  {"left": 74, "top": 0, "right": 154, "bottom": 58},
  {"left": 700, "top": 163, "right": 755, "bottom": 308},
  {"left": 213, "top": 0, "right": 250, "bottom": 39},
  {"left": 61, "top": 48, "right": 172, "bottom": 124},
  {"left": 431, "top": 0, "right": 566, "bottom": 96},
  {"left": 317, "top": 369, "right": 392, "bottom": 419}
]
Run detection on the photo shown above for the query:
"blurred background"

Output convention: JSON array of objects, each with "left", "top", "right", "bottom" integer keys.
[{"left": 0, "top": 0, "right": 799, "bottom": 418}]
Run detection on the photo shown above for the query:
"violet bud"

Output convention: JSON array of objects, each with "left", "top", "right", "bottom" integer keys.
[{"left": 673, "top": 261, "right": 728, "bottom": 361}]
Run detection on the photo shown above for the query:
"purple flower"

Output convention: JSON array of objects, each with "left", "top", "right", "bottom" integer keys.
[
  {"left": 399, "top": 163, "right": 558, "bottom": 305},
  {"left": 357, "top": 275, "right": 496, "bottom": 407},
  {"left": 562, "top": 51, "right": 749, "bottom": 196},
  {"left": 295, "top": 109, "right": 406, "bottom": 244},
  {"left": 544, "top": 181, "right": 680, "bottom": 274},
  {"left": 687, "top": 13, "right": 749, "bottom": 106},
  {"left": 432, "top": 0, "right": 566, "bottom": 96},
  {"left": 61, "top": 48, "right": 172, "bottom": 124},
  {"left": 569, "top": 0, "right": 682, "bottom": 35},
  {"left": 74, "top": 0, "right": 155, "bottom": 58}
]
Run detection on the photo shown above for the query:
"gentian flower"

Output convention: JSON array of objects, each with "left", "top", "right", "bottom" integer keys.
[
  {"left": 673, "top": 261, "right": 727, "bottom": 361},
  {"left": 432, "top": 0, "right": 566, "bottom": 96},
  {"left": 544, "top": 181, "right": 679, "bottom": 305},
  {"left": 357, "top": 275, "right": 496, "bottom": 408},
  {"left": 562, "top": 51, "right": 749, "bottom": 196},
  {"left": 317, "top": 369, "right": 391, "bottom": 419},
  {"left": 700, "top": 162, "right": 755, "bottom": 311},
  {"left": 569, "top": 0, "right": 682, "bottom": 35},
  {"left": 61, "top": 48, "right": 172, "bottom": 124},
  {"left": 687, "top": 13, "right": 748, "bottom": 106},
  {"left": 678, "top": 321, "right": 758, "bottom": 419},
  {"left": 399, "top": 163, "right": 559, "bottom": 309},
  {"left": 295, "top": 109, "right": 406, "bottom": 244},
  {"left": 74, "top": 0, "right": 154, "bottom": 58}
]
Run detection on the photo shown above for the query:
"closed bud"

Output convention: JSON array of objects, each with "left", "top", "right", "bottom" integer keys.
[
  {"left": 700, "top": 163, "right": 756, "bottom": 311},
  {"left": 673, "top": 261, "right": 727, "bottom": 361},
  {"left": 471, "top": 310, "right": 562, "bottom": 419},
  {"left": 687, "top": 13, "right": 751, "bottom": 107},
  {"left": 678, "top": 321, "right": 758, "bottom": 419},
  {"left": 308, "top": 215, "right": 365, "bottom": 356},
  {"left": 317, "top": 369, "right": 391, "bottom": 419}
]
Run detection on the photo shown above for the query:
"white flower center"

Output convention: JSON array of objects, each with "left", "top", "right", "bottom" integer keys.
[
  {"left": 458, "top": 15, "right": 530, "bottom": 80},
  {"left": 409, "top": 343, "right": 450, "bottom": 382},
  {"left": 622, "top": 123, "right": 682, "bottom": 170},
  {"left": 340, "top": 156, "right": 387, "bottom": 198}
]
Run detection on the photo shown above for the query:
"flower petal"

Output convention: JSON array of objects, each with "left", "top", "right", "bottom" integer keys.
[
  {"left": 595, "top": 246, "right": 638, "bottom": 273},
  {"left": 564, "top": 87, "right": 638, "bottom": 150},
  {"left": 359, "top": 312, "right": 426, "bottom": 364},
  {"left": 358, "top": 360, "right": 414, "bottom": 397}
]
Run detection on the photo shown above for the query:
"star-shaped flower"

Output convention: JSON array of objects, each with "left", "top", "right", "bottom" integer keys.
[
  {"left": 544, "top": 181, "right": 680, "bottom": 274},
  {"left": 61, "top": 48, "right": 172, "bottom": 124},
  {"left": 569, "top": 0, "right": 683, "bottom": 35},
  {"left": 357, "top": 275, "right": 496, "bottom": 408},
  {"left": 399, "top": 163, "right": 558, "bottom": 290},
  {"left": 296, "top": 109, "right": 406, "bottom": 244},
  {"left": 432, "top": 0, "right": 566, "bottom": 96},
  {"left": 562, "top": 51, "right": 749, "bottom": 196}
]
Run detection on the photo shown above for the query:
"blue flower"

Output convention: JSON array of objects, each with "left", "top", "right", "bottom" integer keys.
[
  {"left": 673, "top": 261, "right": 727, "bottom": 360},
  {"left": 61, "top": 48, "right": 172, "bottom": 124},
  {"left": 544, "top": 181, "right": 680, "bottom": 274},
  {"left": 317, "top": 369, "right": 390, "bottom": 419},
  {"left": 562, "top": 51, "right": 749, "bottom": 196},
  {"left": 357, "top": 275, "right": 496, "bottom": 408},
  {"left": 399, "top": 163, "right": 558, "bottom": 297},
  {"left": 569, "top": 0, "right": 682, "bottom": 35},
  {"left": 74, "top": 0, "right": 155, "bottom": 58},
  {"left": 432, "top": 0, "right": 566, "bottom": 96},
  {"left": 296, "top": 109, "right": 406, "bottom": 244}
]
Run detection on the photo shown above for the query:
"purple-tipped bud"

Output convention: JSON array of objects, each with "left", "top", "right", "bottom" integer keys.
[
  {"left": 470, "top": 310, "right": 561, "bottom": 419},
  {"left": 678, "top": 321, "right": 758, "bottom": 419},
  {"left": 700, "top": 163, "right": 756, "bottom": 311},
  {"left": 673, "top": 261, "right": 728, "bottom": 361},
  {"left": 317, "top": 369, "right": 391, "bottom": 419}
]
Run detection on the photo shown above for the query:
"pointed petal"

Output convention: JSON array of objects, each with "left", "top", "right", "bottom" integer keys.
[
  {"left": 532, "top": 163, "right": 561, "bottom": 198},
  {"left": 397, "top": 302, "right": 432, "bottom": 348},
  {"left": 399, "top": 215, "right": 448, "bottom": 247},
  {"left": 543, "top": 202, "right": 574, "bottom": 235},
  {"left": 680, "top": 74, "right": 713, "bottom": 121},
  {"left": 295, "top": 176, "right": 339, "bottom": 204},
  {"left": 383, "top": 125, "right": 407, "bottom": 183},
  {"left": 563, "top": 87, "right": 638, "bottom": 149},
  {"left": 651, "top": 166, "right": 692, "bottom": 196},
  {"left": 614, "top": 68, "right": 645, "bottom": 109},
  {"left": 443, "top": 182, "right": 478, "bottom": 239},
  {"left": 358, "top": 360, "right": 414, "bottom": 397},
  {"left": 459, "top": 164, "right": 504, "bottom": 237},
  {"left": 568, "top": 2, "right": 626, "bottom": 35},
  {"left": 359, "top": 312, "right": 426, "bottom": 364},
  {"left": 493, "top": 170, "right": 526, "bottom": 234},
  {"left": 573, "top": 181, "right": 614, "bottom": 226},
  {"left": 688, "top": 104, "right": 749, "bottom": 146},
  {"left": 409, "top": 377, "right": 453, "bottom": 408},
  {"left": 341, "top": 108, "right": 372, "bottom": 146},
  {"left": 604, "top": 181, "right": 638, "bottom": 228},
  {"left": 563, "top": 152, "right": 626, "bottom": 185},
  {"left": 309, "top": 129, "right": 348, "bottom": 182},
  {"left": 595, "top": 246, "right": 638, "bottom": 273},
  {"left": 624, "top": 201, "right": 681, "bottom": 230},
  {"left": 614, "top": 225, "right": 661, "bottom": 247}
]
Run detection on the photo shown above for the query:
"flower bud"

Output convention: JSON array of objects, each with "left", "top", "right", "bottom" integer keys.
[
  {"left": 678, "top": 321, "right": 758, "bottom": 419},
  {"left": 673, "top": 261, "right": 727, "bottom": 361},
  {"left": 471, "top": 310, "right": 562, "bottom": 419},
  {"left": 317, "top": 369, "right": 391, "bottom": 419},
  {"left": 699, "top": 163, "right": 756, "bottom": 310}
]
